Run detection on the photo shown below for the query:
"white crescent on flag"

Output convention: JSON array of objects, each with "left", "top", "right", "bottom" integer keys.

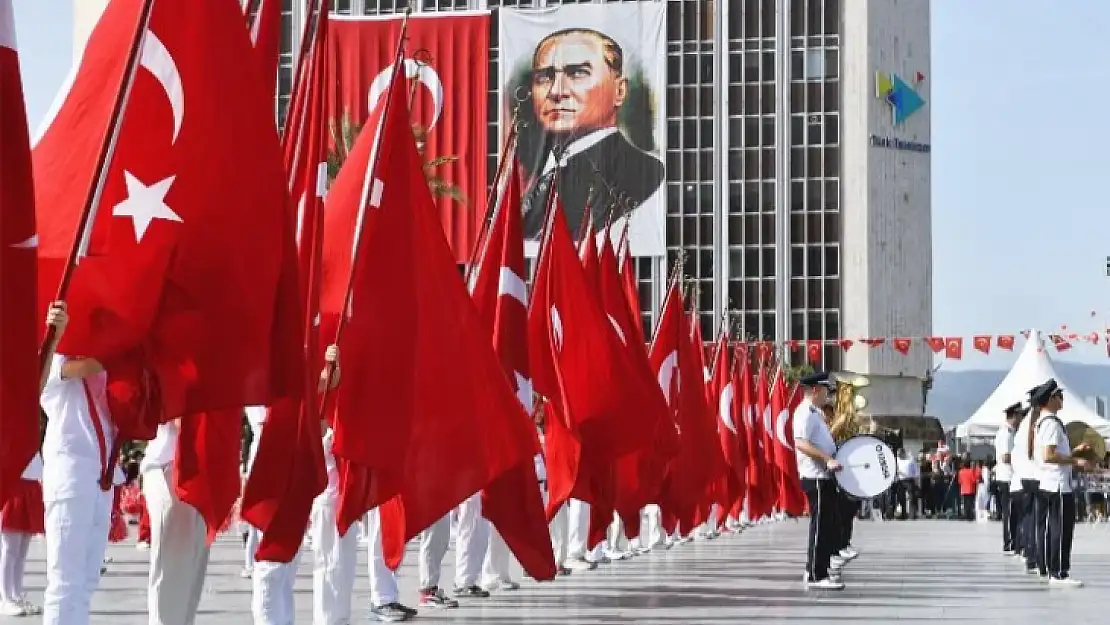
[
  {"left": 139, "top": 31, "right": 185, "bottom": 145},
  {"left": 718, "top": 383, "right": 736, "bottom": 434},
  {"left": 368, "top": 59, "right": 444, "bottom": 130},
  {"left": 498, "top": 266, "right": 527, "bottom": 307},
  {"left": 549, "top": 305, "right": 564, "bottom": 352},
  {"left": 775, "top": 408, "right": 793, "bottom": 451},
  {"left": 656, "top": 351, "right": 678, "bottom": 407}
]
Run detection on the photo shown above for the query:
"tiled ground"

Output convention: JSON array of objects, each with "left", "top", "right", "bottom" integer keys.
[{"left": 9, "top": 518, "right": 1110, "bottom": 623}]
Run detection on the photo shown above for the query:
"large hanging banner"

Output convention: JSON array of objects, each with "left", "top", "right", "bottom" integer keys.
[
  {"left": 500, "top": 5, "right": 666, "bottom": 257},
  {"left": 325, "top": 13, "right": 489, "bottom": 262}
]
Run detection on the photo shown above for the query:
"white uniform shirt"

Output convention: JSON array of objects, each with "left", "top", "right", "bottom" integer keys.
[
  {"left": 140, "top": 420, "right": 180, "bottom": 474},
  {"left": 245, "top": 406, "right": 267, "bottom": 473},
  {"left": 20, "top": 454, "right": 43, "bottom": 482},
  {"left": 792, "top": 397, "right": 836, "bottom": 480},
  {"left": 1033, "top": 414, "right": 1072, "bottom": 493},
  {"left": 994, "top": 425, "right": 1016, "bottom": 483},
  {"left": 896, "top": 456, "right": 919, "bottom": 480},
  {"left": 1010, "top": 416, "right": 1033, "bottom": 491},
  {"left": 321, "top": 428, "right": 339, "bottom": 497},
  {"left": 40, "top": 354, "right": 115, "bottom": 502}
]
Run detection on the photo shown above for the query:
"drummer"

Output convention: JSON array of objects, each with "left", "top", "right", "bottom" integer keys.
[
  {"left": 792, "top": 372, "right": 844, "bottom": 591},
  {"left": 1029, "top": 378, "right": 1087, "bottom": 586}
]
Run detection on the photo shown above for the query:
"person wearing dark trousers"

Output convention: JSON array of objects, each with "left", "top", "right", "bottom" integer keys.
[
  {"left": 995, "top": 403, "right": 1026, "bottom": 552},
  {"left": 792, "top": 373, "right": 845, "bottom": 590},
  {"left": 1029, "top": 378, "right": 1088, "bottom": 586}
]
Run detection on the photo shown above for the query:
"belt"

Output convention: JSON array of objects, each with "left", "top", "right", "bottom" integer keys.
[{"left": 83, "top": 381, "right": 120, "bottom": 492}]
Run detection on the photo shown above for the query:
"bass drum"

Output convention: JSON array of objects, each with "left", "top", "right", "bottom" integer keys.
[{"left": 833, "top": 435, "right": 897, "bottom": 500}]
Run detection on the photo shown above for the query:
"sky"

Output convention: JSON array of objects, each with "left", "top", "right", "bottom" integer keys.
[{"left": 11, "top": 0, "right": 1110, "bottom": 372}]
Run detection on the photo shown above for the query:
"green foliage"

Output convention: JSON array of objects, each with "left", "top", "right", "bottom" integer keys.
[
  {"left": 783, "top": 362, "right": 815, "bottom": 384},
  {"left": 325, "top": 111, "right": 466, "bottom": 205}
]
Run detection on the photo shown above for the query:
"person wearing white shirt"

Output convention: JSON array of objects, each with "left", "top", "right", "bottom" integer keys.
[
  {"left": 251, "top": 345, "right": 344, "bottom": 625},
  {"left": 141, "top": 417, "right": 211, "bottom": 625},
  {"left": 0, "top": 453, "right": 45, "bottom": 617},
  {"left": 1030, "top": 379, "right": 1088, "bottom": 586},
  {"left": 40, "top": 345, "right": 117, "bottom": 625},
  {"left": 1010, "top": 399, "right": 1039, "bottom": 574},
  {"left": 792, "top": 373, "right": 844, "bottom": 591},
  {"left": 994, "top": 403, "right": 1026, "bottom": 554},
  {"left": 894, "top": 449, "right": 919, "bottom": 519}
]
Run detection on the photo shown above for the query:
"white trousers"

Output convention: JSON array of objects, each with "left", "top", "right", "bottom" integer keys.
[
  {"left": 417, "top": 514, "right": 451, "bottom": 590},
  {"left": 365, "top": 508, "right": 400, "bottom": 606},
  {"left": 43, "top": 488, "right": 112, "bottom": 625},
  {"left": 245, "top": 525, "right": 261, "bottom": 571},
  {"left": 642, "top": 505, "right": 667, "bottom": 547},
  {"left": 481, "top": 528, "right": 515, "bottom": 585},
  {"left": 309, "top": 494, "right": 357, "bottom": 625},
  {"left": 453, "top": 495, "right": 488, "bottom": 589},
  {"left": 546, "top": 492, "right": 568, "bottom": 568},
  {"left": 607, "top": 514, "right": 628, "bottom": 552},
  {"left": 252, "top": 545, "right": 302, "bottom": 625},
  {"left": 143, "top": 465, "right": 211, "bottom": 625},
  {"left": 0, "top": 531, "right": 31, "bottom": 603},
  {"left": 566, "top": 499, "right": 591, "bottom": 559}
]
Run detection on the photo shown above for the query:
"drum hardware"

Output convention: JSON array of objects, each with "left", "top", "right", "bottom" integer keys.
[{"left": 1066, "top": 422, "right": 1107, "bottom": 465}]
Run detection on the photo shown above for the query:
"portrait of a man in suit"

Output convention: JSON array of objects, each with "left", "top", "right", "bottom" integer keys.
[{"left": 519, "top": 28, "right": 665, "bottom": 239}]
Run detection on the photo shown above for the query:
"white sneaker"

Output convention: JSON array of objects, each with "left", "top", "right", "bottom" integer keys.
[
  {"left": 136, "top": 542, "right": 150, "bottom": 551},
  {"left": 0, "top": 600, "right": 27, "bottom": 616},
  {"left": 1049, "top": 576, "right": 1083, "bottom": 587},
  {"left": 240, "top": 567, "right": 253, "bottom": 579},
  {"left": 829, "top": 555, "right": 847, "bottom": 568},
  {"left": 564, "top": 558, "right": 596, "bottom": 571},
  {"left": 807, "top": 578, "right": 845, "bottom": 590},
  {"left": 17, "top": 599, "right": 42, "bottom": 615},
  {"left": 841, "top": 546, "right": 859, "bottom": 559}
]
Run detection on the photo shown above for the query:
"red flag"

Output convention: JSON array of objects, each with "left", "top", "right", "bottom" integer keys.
[
  {"left": 770, "top": 371, "right": 806, "bottom": 516},
  {"left": 973, "top": 335, "right": 992, "bottom": 354},
  {"left": 240, "top": 6, "right": 329, "bottom": 563},
  {"left": 246, "top": 0, "right": 282, "bottom": 101},
  {"left": 945, "top": 337, "right": 963, "bottom": 359},
  {"left": 33, "top": 0, "right": 301, "bottom": 415},
  {"left": 805, "top": 340, "right": 822, "bottom": 364},
  {"left": 837, "top": 339, "right": 853, "bottom": 352},
  {"left": 469, "top": 161, "right": 555, "bottom": 582},
  {"left": 602, "top": 236, "right": 672, "bottom": 539},
  {"left": 892, "top": 338, "right": 912, "bottom": 355},
  {"left": 997, "top": 335, "right": 1015, "bottom": 351},
  {"left": 0, "top": 0, "right": 39, "bottom": 508},
  {"left": 861, "top": 338, "right": 885, "bottom": 348},
  {"left": 708, "top": 335, "right": 743, "bottom": 517},
  {"left": 320, "top": 69, "right": 538, "bottom": 568},
  {"left": 1050, "top": 334, "right": 1072, "bottom": 352},
  {"left": 618, "top": 241, "right": 646, "bottom": 347},
  {"left": 173, "top": 409, "right": 242, "bottom": 543},
  {"left": 726, "top": 345, "right": 751, "bottom": 511},
  {"left": 325, "top": 14, "right": 489, "bottom": 262},
  {"left": 925, "top": 337, "right": 946, "bottom": 353}
]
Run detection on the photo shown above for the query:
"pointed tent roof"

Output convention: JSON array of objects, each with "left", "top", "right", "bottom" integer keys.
[{"left": 956, "top": 330, "right": 1110, "bottom": 439}]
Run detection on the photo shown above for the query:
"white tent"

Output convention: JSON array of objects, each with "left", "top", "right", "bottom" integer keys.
[{"left": 955, "top": 330, "right": 1110, "bottom": 439}]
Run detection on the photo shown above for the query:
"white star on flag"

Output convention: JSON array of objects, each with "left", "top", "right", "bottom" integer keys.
[{"left": 113, "top": 172, "right": 182, "bottom": 242}]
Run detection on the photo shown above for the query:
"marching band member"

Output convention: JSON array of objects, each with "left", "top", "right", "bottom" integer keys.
[
  {"left": 142, "top": 416, "right": 211, "bottom": 625},
  {"left": 39, "top": 303, "right": 122, "bottom": 624},
  {"left": 792, "top": 372, "right": 844, "bottom": 590},
  {"left": 820, "top": 403, "right": 858, "bottom": 564},
  {"left": 994, "top": 402, "right": 1026, "bottom": 554},
  {"left": 0, "top": 452, "right": 45, "bottom": 616},
  {"left": 1029, "top": 379, "right": 1086, "bottom": 586},
  {"left": 1011, "top": 397, "right": 1039, "bottom": 574}
]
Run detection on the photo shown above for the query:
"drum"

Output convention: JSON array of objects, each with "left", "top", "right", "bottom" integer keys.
[{"left": 834, "top": 435, "right": 897, "bottom": 500}]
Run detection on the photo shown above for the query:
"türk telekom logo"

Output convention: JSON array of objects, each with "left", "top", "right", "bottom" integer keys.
[{"left": 875, "top": 70, "right": 925, "bottom": 126}]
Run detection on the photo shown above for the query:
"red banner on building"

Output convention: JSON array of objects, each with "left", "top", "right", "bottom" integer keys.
[{"left": 325, "top": 13, "right": 489, "bottom": 262}]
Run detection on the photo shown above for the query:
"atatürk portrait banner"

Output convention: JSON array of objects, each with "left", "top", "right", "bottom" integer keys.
[{"left": 499, "top": 5, "right": 666, "bottom": 257}]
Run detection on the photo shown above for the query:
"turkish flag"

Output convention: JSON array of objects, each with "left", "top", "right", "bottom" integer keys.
[
  {"left": 246, "top": 0, "right": 282, "bottom": 102},
  {"left": 32, "top": 0, "right": 302, "bottom": 416},
  {"left": 707, "top": 335, "right": 743, "bottom": 517},
  {"left": 469, "top": 161, "right": 555, "bottom": 582},
  {"left": 325, "top": 14, "right": 488, "bottom": 262},
  {"left": 618, "top": 239, "right": 646, "bottom": 347},
  {"left": 320, "top": 69, "right": 538, "bottom": 566},
  {"left": 997, "top": 335, "right": 1015, "bottom": 351},
  {"left": 945, "top": 337, "right": 963, "bottom": 359},
  {"left": 892, "top": 338, "right": 912, "bottom": 355},
  {"left": 240, "top": 7, "right": 329, "bottom": 563},
  {"left": 602, "top": 235, "right": 672, "bottom": 539},
  {"left": 770, "top": 371, "right": 806, "bottom": 516},
  {"left": 173, "top": 409, "right": 242, "bottom": 543},
  {"left": 973, "top": 335, "right": 992, "bottom": 354},
  {"left": 0, "top": 0, "right": 39, "bottom": 508},
  {"left": 1050, "top": 334, "right": 1072, "bottom": 352},
  {"left": 726, "top": 345, "right": 751, "bottom": 510},
  {"left": 925, "top": 337, "right": 946, "bottom": 353},
  {"left": 805, "top": 340, "right": 822, "bottom": 364}
]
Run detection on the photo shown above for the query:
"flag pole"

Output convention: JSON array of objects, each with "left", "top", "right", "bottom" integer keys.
[
  {"left": 319, "top": 7, "right": 411, "bottom": 417},
  {"left": 464, "top": 102, "right": 523, "bottom": 289},
  {"left": 281, "top": 0, "right": 327, "bottom": 187},
  {"left": 38, "top": 0, "right": 157, "bottom": 381}
]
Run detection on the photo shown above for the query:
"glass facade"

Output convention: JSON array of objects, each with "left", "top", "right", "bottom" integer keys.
[{"left": 279, "top": 0, "right": 849, "bottom": 370}]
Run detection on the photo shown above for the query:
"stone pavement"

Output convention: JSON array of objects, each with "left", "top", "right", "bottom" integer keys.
[{"left": 8, "top": 518, "right": 1110, "bottom": 624}]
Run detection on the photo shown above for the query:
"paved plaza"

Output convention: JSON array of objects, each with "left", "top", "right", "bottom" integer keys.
[{"left": 9, "top": 518, "right": 1110, "bottom": 624}]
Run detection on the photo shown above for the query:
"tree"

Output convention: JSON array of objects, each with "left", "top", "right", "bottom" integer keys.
[
  {"left": 783, "top": 362, "right": 815, "bottom": 384},
  {"left": 325, "top": 110, "right": 465, "bottom": 204}
]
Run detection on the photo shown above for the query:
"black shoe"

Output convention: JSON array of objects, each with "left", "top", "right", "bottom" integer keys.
[
  {"left": 453, "top": 585, "right": 490, "bottom": 598},
  {"left": 369, "top": 603, "right": 409, "bottom": 622},
  {"left": 391, "top": 602, "right": 417, "bottom": 617}
]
